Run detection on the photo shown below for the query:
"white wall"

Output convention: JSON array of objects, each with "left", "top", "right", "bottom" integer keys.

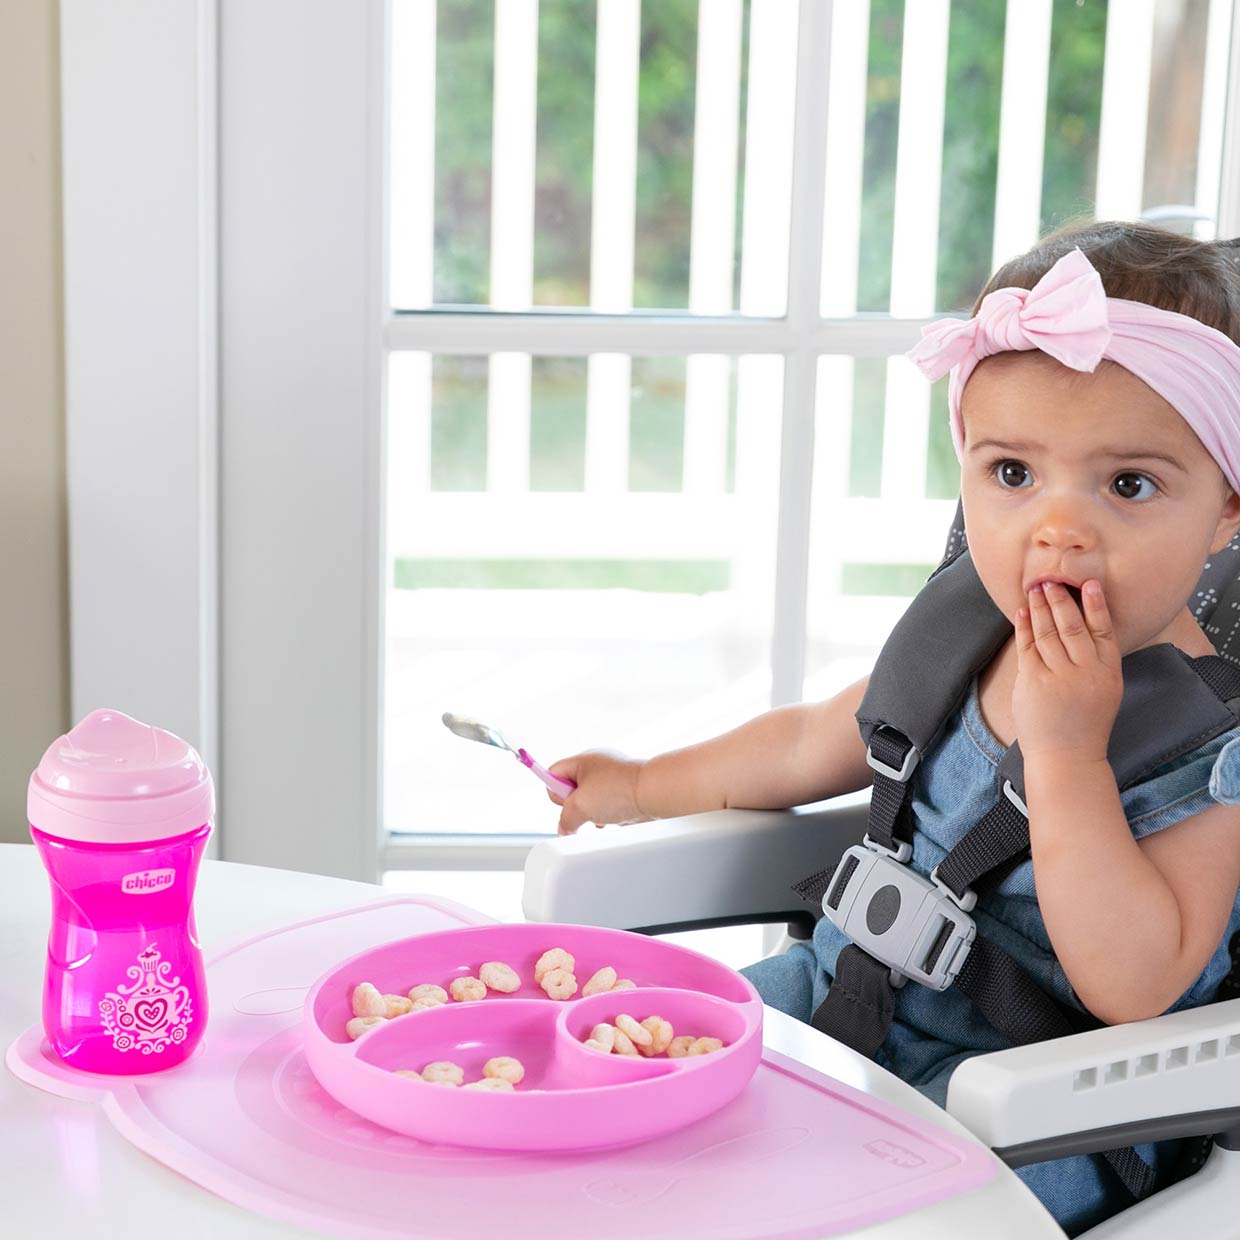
[{"left": 0, "top": 0, "right": 69, "bottom": 843}]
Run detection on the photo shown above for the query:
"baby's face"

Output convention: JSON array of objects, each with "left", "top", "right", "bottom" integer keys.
[{"left": 959, "top": 353, "right": 1240, "bottom": 656}]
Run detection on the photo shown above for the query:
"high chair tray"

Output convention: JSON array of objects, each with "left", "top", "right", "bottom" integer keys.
[{"left": 7, "top": 896, "right": 997, "bottom": 1239}]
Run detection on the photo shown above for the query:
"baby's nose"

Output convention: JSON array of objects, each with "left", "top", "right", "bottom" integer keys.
[{"left": 1033, "top": 501, "right": 1096, "bottom": 552}]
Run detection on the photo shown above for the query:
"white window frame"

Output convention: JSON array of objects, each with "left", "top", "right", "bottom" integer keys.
[{"left": 61, "top": 0, "right": 1240, "bottom": 881}]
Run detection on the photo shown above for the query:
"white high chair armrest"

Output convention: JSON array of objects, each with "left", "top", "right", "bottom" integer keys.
[
  {"left": 947, "top": 998, "right": 1240, "bottom": 1159},
  {"left": 522, "top": 797, "right": 869, "bottom": 930}
]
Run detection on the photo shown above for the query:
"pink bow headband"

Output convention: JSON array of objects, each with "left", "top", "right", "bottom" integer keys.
[{"left": 907, "top": 247, "right": 1240, "bottom": 493}]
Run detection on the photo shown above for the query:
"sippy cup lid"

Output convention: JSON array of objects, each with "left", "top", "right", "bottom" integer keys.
[{"left": 28, "top": 709, "right": 215, "bottom": 845}]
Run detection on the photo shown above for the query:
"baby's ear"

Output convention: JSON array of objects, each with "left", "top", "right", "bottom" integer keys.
[{"left": 1209, "top": 488, "right": 1240, "bottom": 555}]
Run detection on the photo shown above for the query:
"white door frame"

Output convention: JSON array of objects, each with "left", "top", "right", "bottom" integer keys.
[{"left": 59, "top": 0, "right": 220, "bottom": 805}]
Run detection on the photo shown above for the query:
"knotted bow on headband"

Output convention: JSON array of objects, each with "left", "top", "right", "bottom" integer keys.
[{"left": 907, "top": 247, "right": 1240, "bottom": 494}]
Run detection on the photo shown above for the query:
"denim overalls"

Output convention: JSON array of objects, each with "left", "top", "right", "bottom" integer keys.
[{"left": 741, "top": 673, "right": 1240, "bottom": 1236}]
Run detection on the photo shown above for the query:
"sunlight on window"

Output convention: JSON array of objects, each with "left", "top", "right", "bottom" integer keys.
[{"left": 384, "top": 351, "right": 781, "bottom": 836}]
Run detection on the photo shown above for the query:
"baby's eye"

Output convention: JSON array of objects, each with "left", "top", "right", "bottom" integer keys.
[
  {"left": 1112, "top": 472, "right": 1158, "bottom": 501},
  {"left": 993, "top": 459, "right": 1032, "bottom": 489}
]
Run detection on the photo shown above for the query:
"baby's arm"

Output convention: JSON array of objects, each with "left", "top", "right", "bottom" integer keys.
[
  {"left": 548, "top": 673, "right": 874, "bottom": 834},
  {"left": 1016, "top": 579, "right": 1240, "bottom": 1022},
  {"left": 1027, "top": 754, "right": 1240, "bottom": 1024}
]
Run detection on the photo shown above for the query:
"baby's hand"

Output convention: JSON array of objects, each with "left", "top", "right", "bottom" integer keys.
[
  {"left": 545, "top": 750, "right": 650, "bottom": 835},
  {"left": 1012, "top": 579, "right": 1122, "bottom": 764}
]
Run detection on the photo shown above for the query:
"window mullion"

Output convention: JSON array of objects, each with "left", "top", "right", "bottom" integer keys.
[
  {"left": 384, "top": 312, "right": 930, "bottom": 357},
  {"left": 769, "top": 0, "right": 836, "bottom": 708}
]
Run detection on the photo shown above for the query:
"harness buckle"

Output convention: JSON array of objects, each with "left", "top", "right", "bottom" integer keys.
[
  {"left": 865, "top": 727, "right": 920, "bottom": 782},
  {"left": 1002, "top": 778, "right": 1028, "bottom": 817},
  {"left": 822, "top": 844, "right": 976, "bottom": 992},
  {"left": 863, "top": 833, "right": 913, "bottom": 864},
  {"left": 930, "top": 865, "right": 978, "bottom": 913}
]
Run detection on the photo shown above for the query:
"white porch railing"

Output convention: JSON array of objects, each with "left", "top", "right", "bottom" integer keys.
[
  {"left": 386, "top": 0, "right": 1236, "bottom": 590},
  {"left": 381, "top": 0, "right": 1240, "bottom": 843}
]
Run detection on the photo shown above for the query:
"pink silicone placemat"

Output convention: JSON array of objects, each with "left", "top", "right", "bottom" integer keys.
[{"left": 7, "top": 897, "right": 996, "bottom": 1239}]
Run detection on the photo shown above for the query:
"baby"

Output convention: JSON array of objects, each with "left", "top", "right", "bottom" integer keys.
[{"left": 547, "top": 221, "right": 1240, "bottom": 1235}]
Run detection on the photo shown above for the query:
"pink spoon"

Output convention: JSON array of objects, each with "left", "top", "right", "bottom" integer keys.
[{"left": 442, "top": 712, "right": 576, "bottom": 799}]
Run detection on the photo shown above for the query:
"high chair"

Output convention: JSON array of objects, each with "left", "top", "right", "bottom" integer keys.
[{"left": 522, "top": 505, "right": 1240, "bottom": 1238}]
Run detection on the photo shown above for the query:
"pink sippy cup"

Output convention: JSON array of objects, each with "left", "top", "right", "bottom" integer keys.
[{"left": 28, "top": 709, "right": 215, "bottom": 1074}]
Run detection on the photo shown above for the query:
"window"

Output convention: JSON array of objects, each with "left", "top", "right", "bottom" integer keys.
[{"left": 380, "top": 0, "right": 1237, "bottom": 877}]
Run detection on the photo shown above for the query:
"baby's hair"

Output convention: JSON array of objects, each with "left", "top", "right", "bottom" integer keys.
[{"left": 975, "top": 220, "right": 1240, "bottom": 347}]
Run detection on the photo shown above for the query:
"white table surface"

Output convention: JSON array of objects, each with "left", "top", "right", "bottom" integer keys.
[{"left": 0, "top": 842, "right": 1062, "bottom": 1238}]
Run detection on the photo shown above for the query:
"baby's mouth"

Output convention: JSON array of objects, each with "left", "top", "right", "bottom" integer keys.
[{"left": 1025, "top": 580, "right": 1087, "bottom": 609}]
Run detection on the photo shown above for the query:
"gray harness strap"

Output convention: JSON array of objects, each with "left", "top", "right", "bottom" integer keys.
[{"left": 855, "top": 550, "right": 1009, "bottom": 775}]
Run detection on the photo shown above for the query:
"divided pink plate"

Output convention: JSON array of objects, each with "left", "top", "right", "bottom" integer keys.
[
  {"left": 8, "top": 897, "right": 998, "bottom": 1239},
  {"left": 304, "top": 923, "right": 764, "bottom": 1150}
]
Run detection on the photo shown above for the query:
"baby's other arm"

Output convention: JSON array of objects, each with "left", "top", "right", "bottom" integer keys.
[
  {"left": 1027, "top": 752, "right": 1240, "bottom": 1024},
  {"left": 548, "top": 673, "right": 874, "bottom": 834},
  {"left": 1016, "top": 578, "right": 1240, "bottom": 1022}
]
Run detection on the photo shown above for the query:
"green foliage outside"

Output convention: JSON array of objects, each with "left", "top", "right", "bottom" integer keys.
[
  {"left": 424, "top": 0, "right": 1114, "bottom": 313},
  {"left": 403, "top": 0, "right": 1123, "bottom": 595}
]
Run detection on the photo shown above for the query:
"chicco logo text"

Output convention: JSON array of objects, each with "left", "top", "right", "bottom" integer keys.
[
  {"left": 863, "top": 1139, "right": 925, "bottom": 1169},
  {"left": 121, "top": 868, "right": 176, "bottom": 895}
]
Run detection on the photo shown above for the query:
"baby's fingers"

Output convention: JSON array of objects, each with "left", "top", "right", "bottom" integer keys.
[
  {"left": 1082, "top": 580, "right": 1120, "bottom": 664},
  {"left": 545, "top": 758, "right": 578, "bottom": 806},
  {"left": 1013, "top": 599, "right": 1046, "bottom": 670},
  {"left": 556, "top": 796, "right": 588, "bottom": 835}
]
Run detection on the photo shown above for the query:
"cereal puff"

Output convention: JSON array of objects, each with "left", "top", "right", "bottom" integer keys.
[
  {"left": 638, "top": 1016, "right": 674, "bottom": 1056},
  {"left": 351, "top": 981, "right": 387, "bottom": 1019},
  {"left": 383, "top": 994, "right": 414, "bottom": 1018},
  {"left": 346, "top": 1016, "right": 386, "bottom": 1040},
  {"left": 540, "top": 966, "right": 577, "bottom": 1001},
  {"left": 483, "top": 1056, "right": 525, "bottom": 1085},
  {"left": 611, "top": 1027, "right": 640, "bottom": 1057},
  {"left": 534, "top": 947, "right": 575, "bottom": 983},
  {"left": 479, "top": 961, "right": 522, "bottom": 994},
  {"left": 421, "top": 1061, "right": 465, "bottom": 1086},
  {"left": 614, "top": 1013, "right": 653, "bottom": 1047},
  {"left": 589, "top": 1022, "right": 618, "bottom": 1051},
  {"left": 408, "top": 983, "right": 448, "bottom": 1006},
  {"left": 464, "top": 1077, "right": 515, "bottom": 1092},
  {"left": 449, "top": 976, "right": 487, "bottom": 1002},
  {"left": 582, "top": 966, "right": 617, "bottom": 997},
  {"left": 666, "top": 1036, "right": 696, "bottom": 1059}
]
